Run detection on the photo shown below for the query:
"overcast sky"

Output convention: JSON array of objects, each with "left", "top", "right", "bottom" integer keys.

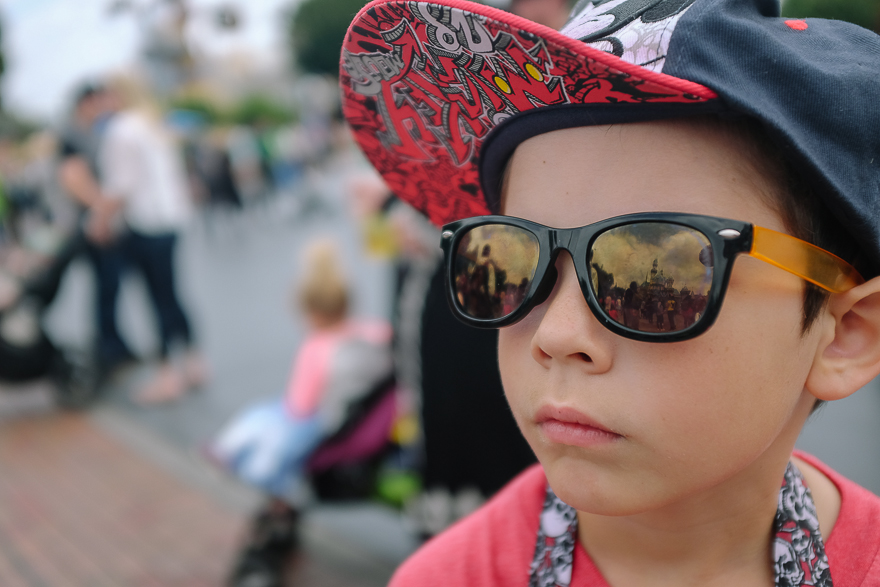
[{"left": 1, "top": 0, "right": 297, "bottom": 122}]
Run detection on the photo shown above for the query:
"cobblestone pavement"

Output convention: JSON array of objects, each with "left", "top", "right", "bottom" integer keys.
[
  {"left": 0, "top": 411, "right": 240, "bottom": 587},
  {"left": 0, "top": 398, "right": 405, "bottom": 587}
]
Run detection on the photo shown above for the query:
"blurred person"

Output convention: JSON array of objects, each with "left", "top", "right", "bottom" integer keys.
[
  {"left": 0, "top": 132, "right": 105, "bottom": 408},
  {"left": 349, "top": 175, "right": 536, "bottom": 537},
  {"left": 21, "top": 132, "right": 75, "bottom": 236},
  {"left": 509, "top": 0, "right": 571, "bottom": 29},
  {"left": 58, "top": 83, "right": 136, "bottom": 375},
  {"left": 96, "top": 75, "right": 207, "bottom": 403},
  {"left": 263, "top": 124, "right": 305, "bottom": 192},
  {"left": 206, "top": 241, "right": 393, "bottom": 587},
  {"left": 227, "top": 125, "right": 268, "bottom": 204},
  {"left": 9, "top": 131, "right": 82, "bottom": 284},
  {"left": 414, "top": 244, "right": 537, "bottom": 537},
  {"left": 195, "top": 129, "right": 244, "bottom": 230}
]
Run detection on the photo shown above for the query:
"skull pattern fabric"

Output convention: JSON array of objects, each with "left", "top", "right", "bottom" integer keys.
[
  {"left": 529, "top": 462, "right": 832, "bottom": 587},
  {"left": 774, "top": 463, "right": 832, "bottom": 587},
  {"left": 529, "top": 486, "right": 577, "bottom": 587}
]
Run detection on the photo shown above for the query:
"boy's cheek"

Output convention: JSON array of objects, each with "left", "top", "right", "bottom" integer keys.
[
  {"left": 497, "top": 324, "right": 557, "bottom": 445},
  {"left": 495, "top": 285, "right": 816, "bottom": 510},
  {"left": 497, "top": 326, "right": 536, "bottom": 410}
]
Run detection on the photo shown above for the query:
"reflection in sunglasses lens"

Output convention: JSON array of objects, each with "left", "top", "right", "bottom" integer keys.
[
  {"left": 591, "top": 223, "right": 713, "bottom": 334},
  {"left": 453, "top": 225, "right": 540, "bottom": 320}
]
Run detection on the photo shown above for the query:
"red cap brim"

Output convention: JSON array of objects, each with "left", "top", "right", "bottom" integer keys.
[{"left": 340, "top": 0, "right": 717, "bottom": 226}]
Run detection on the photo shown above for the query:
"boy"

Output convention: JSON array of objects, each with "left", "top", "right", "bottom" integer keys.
[{"left": 340, "top": 0, "right": 880, "bottom": 584}]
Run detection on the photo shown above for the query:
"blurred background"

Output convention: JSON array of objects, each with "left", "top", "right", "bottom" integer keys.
[{"left": 0, "top": 0, "right": 876, "bottom": 585}]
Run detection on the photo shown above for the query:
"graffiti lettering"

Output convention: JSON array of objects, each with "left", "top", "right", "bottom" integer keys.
[
  {"left": 345, "top": 4, "right": 568, "bottom": 167},
  {"left": 343, "top": 47, "right": 407, "bottom": 96},
  {"left": 342, "top": 19, "right": 425, "bottom": 96},
  {"left": 411, "top": 3, "right": 494, "bottom": 54}
]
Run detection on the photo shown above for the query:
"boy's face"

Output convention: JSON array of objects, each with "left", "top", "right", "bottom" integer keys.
[{"left": 498, "top": 120, "right": 823, "bottom": 515}]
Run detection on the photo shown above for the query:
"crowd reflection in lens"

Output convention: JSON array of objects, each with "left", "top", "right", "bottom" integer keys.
[
  {"left": 590, "top": 223, "right": 714, "bottom": 333},
  {"left": 452, "top": 222, "right": 715, "bottom": 332},
  {"left": 453, "top": 225, "right": 540, "bottom": 320}
]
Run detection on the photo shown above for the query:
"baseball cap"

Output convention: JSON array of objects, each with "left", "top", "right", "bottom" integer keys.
[{"left": 340, "top": 0, "right": 880, "bottom": 266}]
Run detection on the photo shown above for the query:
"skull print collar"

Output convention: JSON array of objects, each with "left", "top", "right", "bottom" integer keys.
[{"left": 529, "top": 462, "right": 832, "bottom": 587}]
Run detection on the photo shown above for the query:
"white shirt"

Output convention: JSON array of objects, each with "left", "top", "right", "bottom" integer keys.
[{"left": 100, "top": 110, "right": 192, "bottom": 234}]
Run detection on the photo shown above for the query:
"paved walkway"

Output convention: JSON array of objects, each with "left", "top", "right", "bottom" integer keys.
[
  {"left": 0, "top": 384, "right": 403, "bottom": 587},
  {"left": 0, "top": 410, "right": 240, "bottom": 587}
]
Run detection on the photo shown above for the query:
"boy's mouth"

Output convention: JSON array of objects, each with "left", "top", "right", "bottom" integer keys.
[{"left": 535, "top": 405, "right": 622, "bottom": 447}]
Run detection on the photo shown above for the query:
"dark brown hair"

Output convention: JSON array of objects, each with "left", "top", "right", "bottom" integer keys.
[{"left": 694, "top": 115, "right": 863, "bottom": 333}]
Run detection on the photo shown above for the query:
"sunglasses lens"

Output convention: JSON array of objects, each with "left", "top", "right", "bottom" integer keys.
[
  {"left": 590, "top": 223, "right": 714, "bottom": 334},
  {"left": 452, "top": 224, "right": 540, "bottom": 321}
]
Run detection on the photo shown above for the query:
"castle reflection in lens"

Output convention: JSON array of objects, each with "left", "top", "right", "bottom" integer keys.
[{"left": 590, "top": 223, "right": 713, "bottom": 333}]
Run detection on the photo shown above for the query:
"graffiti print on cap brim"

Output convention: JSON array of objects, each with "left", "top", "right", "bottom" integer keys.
[{"left": 341, "top": 0, "right": 715, "bottom": 226}]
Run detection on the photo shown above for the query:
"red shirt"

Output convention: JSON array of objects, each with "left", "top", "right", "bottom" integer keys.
[{"left": 390, "top": 452, "right": 880, "bottom": 586}]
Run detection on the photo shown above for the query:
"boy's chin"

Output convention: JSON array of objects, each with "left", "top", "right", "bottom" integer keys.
[
  {"left": 538, "top": 449, "right": 719, "bottom": 518},
  {"left": 539, "top": 455, "right": 658, "bottom": 517}
]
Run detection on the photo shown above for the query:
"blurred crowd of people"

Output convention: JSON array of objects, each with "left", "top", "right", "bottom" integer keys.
[
  {"left": 0, "top": 70, "right": 342, "bottom": 404},
  {"left": 0, "top": 0, "right": 574, "bottom": 583}
]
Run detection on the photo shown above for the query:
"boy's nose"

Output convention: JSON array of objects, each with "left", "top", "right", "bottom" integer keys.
[{"left": 529, "top": 252, "right": 614, "bottom": 373}]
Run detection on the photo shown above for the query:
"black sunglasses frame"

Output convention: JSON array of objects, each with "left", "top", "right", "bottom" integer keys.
[{"left": 440, "top": 212, "right": 756, "bottom": 343}]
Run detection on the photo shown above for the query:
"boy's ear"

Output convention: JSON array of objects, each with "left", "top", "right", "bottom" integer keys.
[{"left": 807, "top": 276, "right": 880, "bottom": 402}]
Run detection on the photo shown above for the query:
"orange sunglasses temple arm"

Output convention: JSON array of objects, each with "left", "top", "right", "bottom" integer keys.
[{"left": 747, "top": 225, "right": 865, "bottom": 294}]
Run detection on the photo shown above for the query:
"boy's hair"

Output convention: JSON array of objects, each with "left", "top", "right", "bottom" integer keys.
[
  {"left": 298, "top": 241, "right": 349, "bottom": 323},
  {"left": 685, "top": 115, "right": 864, "bottom": 334}
]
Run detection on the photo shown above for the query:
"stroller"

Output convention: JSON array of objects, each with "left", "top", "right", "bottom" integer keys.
[
  {"left": 0, "top": 184, "right": 98, "bottom": 409},
  {"left": 307, "top": 372, "right": 400, "bottom": 500},
  {"left": 226, "top": 374, "right": 404, "bottom": 587}
]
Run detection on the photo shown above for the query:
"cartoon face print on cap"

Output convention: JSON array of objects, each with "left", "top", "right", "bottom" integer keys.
[{"left": 561, "top": 0, "right": 697, "bottom": 71}]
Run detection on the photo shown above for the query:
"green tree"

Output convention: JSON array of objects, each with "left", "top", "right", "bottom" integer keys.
[
  {"left": 782, "top": 0, "right": 880, "bottom": 33},
  {"left": 228, "top": 95, "right": 297, "bottom": 127},
  {"left": 288, "top": 0, "right": 369, "bottom": 76},
  {"left": 167, "top": 95, "right": 223, "bottom": 125}
]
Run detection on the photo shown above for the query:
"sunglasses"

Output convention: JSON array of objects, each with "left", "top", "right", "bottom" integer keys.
[{"left": 440, "top": 213, "right": 864, "bottom": 342}]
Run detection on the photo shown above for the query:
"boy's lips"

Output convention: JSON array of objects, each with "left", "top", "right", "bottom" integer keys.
[{"left": 535, "top": 405, "right": 622, "bottom": 447}]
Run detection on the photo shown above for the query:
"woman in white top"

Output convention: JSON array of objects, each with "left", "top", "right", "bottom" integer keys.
[{"left": 96, "top": 75, "right": 207, "bottom": 403}]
